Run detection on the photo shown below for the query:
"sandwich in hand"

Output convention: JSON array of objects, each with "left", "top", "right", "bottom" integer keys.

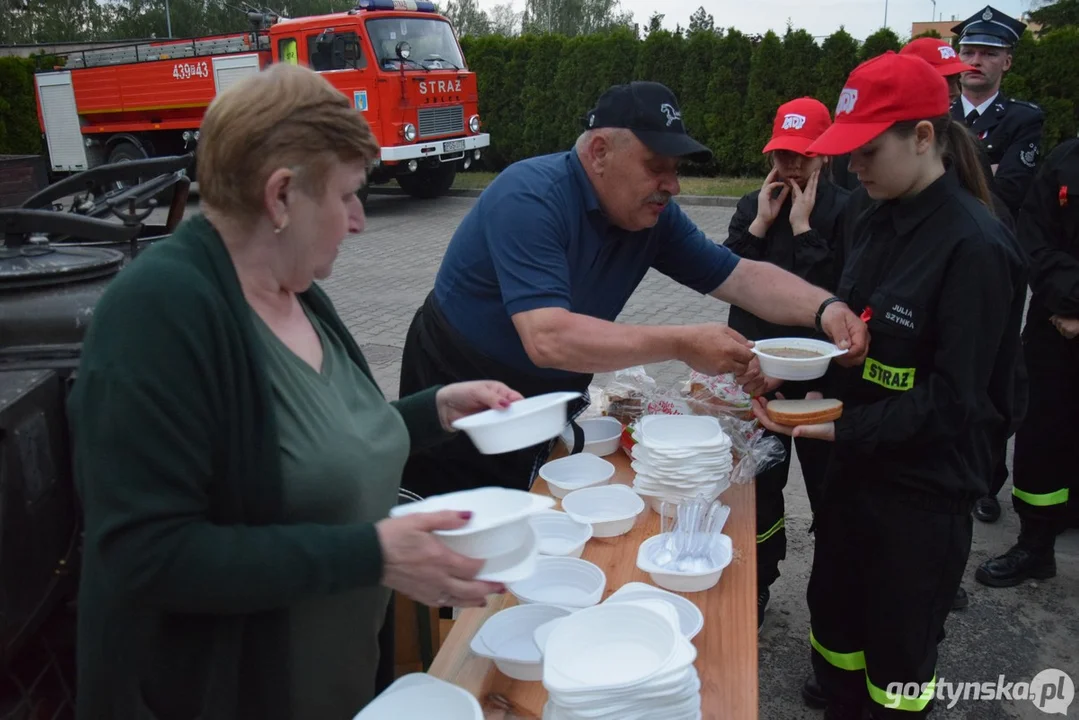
[{"left": 764, "top": 398, "right": 843, "bottom": 426}]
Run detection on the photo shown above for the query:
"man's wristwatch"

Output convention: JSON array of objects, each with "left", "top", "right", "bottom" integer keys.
[{"left": 815, "top": 296, "right": 843, "bottom": 334}]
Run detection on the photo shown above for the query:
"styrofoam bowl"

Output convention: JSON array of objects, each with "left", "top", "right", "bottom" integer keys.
[
  {"left": 354, "top": 672, "right": 482, "bottom": 718},
  {"left": 636, "top": 533, "right": 734, "bottom": 593},
  {"left": 388, "top": 487, "right": 554, "bottom": 559},
  {"left": 561, "top": 484, "right": 646, "bottom": 538},
  {"left": 529, "top": 510, "right": 593, "bottom": 558},
  {"left": 559, "top": 416, "right": 624, "bottom": 456},
  {"left": 470, "top": 603, "right": 573, "bottom": 681},
  {"left": 539, "top": 453, "right": 616, "bottom": 499},
  {"left": 507, "top": 556, "right": 606, "bottom": 608},
  {"left": 452, "top": 391, "right": 582, "bottom": 455},
  {"left": 750, "top": 337, "right": 849, "bottom": 382}
]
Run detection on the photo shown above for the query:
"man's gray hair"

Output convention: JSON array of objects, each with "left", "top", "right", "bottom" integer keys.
[{"left": 575, "top": 127, "right": 634, "bottom": 154}]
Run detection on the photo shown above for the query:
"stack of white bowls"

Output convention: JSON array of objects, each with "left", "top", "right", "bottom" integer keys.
[
  {"left": 630, "top": 415, "right": 733, "bottom": 512},
  {"left": 535, "top": 600, "right": 701, "bottom": 720},
  {"left": 387, "top": 487, "right": 554, "bottom": 583}
]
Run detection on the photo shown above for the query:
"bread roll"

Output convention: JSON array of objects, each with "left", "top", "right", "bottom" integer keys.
[{"left": 765, "top": 398, "right": 843, "bottom": 426}]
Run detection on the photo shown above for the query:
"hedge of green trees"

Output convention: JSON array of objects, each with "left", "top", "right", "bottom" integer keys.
[
  {"left": 459, "top": 23, "right": 1079, "bottom": 176},
  {"left": 2, "top": 23, "right": 1077, "bottom": 176}
]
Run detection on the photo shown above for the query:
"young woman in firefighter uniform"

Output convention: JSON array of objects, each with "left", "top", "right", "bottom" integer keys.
[
  {"left": 753, "top": 52, "right": 1028, "bottom": 719},
  {"left": 723, "top": 96, "right": 850, "bottom": 632},
  {"left": 977, "top": 137, "right": 1079, "bottom": 588}
]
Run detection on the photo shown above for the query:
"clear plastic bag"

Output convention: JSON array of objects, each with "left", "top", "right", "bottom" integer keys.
[{"left": 596, "top": 366, "right": 787, "bottom": 484}]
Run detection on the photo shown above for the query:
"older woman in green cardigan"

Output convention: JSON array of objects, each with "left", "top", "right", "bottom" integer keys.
[{"left": 67, "top": 63, "right": 520, "bottom": 720}]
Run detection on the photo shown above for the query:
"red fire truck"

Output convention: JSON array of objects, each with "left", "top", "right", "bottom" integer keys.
[{"left": 32, "top": 0, "right": 489, "bottom": 201}]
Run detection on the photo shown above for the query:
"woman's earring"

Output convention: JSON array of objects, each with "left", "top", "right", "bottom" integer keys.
[{"left": 274, "top": 219, "right": 289, "bottom": 234}]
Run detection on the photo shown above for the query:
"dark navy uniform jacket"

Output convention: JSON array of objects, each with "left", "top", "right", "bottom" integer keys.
[
  {"left": 825, "top": 171, "right": 1029, "bottom": 507},
  {"left": 1017, "top": 137, "right": 1079, "bottom": 326},
  {"left": 951, "top": 93, "right": 1045, "bottom": 220}
]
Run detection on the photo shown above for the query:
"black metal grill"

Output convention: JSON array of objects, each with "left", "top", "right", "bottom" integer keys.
[{"left": 417, "top": 106, "right": 464, "bottom": 138}]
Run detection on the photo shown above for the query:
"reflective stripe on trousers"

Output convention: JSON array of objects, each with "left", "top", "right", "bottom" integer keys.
[{"left": 810, "top": 630, "right": 936, "bottom": 713}]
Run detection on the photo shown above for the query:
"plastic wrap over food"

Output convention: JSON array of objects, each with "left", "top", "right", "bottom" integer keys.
[{"left": 595, "top": 366, "right": 787, "bottom": 483}]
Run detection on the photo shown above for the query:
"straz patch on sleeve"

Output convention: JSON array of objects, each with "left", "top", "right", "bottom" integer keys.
[{"left": 863, "top": 358, "right": 915, "bottom": 391}]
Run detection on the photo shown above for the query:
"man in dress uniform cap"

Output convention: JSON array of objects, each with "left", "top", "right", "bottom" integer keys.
[
  {"left": 951, "top": 5, "right": 1044, "bottom": 223},
  {"left": 952, "top": 5, "right": 1042, "bottom": 527}
]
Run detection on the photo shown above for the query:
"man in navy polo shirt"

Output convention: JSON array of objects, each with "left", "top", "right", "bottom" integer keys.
[{"left": 398, "top": 81, "right": 868, "bottom": 501}]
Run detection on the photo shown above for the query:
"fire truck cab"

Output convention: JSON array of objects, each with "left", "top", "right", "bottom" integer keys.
[
  {"left": 268, "top": 0, "right": 488, "bottom": 198},
  {"left": 32, "top": 0, "right": 488, "bottom": 201}
]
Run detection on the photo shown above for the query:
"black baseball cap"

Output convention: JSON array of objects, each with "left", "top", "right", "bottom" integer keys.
[{"left": 584, "top": 81, "right": 713, "bottom": 164}]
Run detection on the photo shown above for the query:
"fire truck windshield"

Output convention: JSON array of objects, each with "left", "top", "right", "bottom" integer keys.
[{"left": 366, "top": 17, "right": 465, "bottom": 70}]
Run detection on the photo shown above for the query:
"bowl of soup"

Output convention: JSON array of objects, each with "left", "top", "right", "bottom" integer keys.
[{"left": 750, "top": 337, "right": 849, "bottom": 381}]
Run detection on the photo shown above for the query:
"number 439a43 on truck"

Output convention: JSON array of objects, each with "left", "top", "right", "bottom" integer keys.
[{"left": 31, "top": 0, "right": 490, "bottom": 201}]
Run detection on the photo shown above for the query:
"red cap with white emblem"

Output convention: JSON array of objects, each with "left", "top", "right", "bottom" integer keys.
[
  {"left": 805, "top": 52, "right": 951, "bottom": 156},
  {"left": 899, "top": 37, "right": 976, "bottom": 76}
]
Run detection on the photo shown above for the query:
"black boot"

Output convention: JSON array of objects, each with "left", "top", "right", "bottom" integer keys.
[
  {"left": 803, "top": 674, "right": 828, "bottom": 709},
  {"left": 952, "top": 586, "right": 969, "bottom": 610},
  {"left": 758, "top": 586, "right": 770, "bottom": 634},
  {"left": 975, "top": 544, "right": 1056, "bottom": 588},
  {"left": 973, "top": 496, "right": 1001, "bottom": 523}
]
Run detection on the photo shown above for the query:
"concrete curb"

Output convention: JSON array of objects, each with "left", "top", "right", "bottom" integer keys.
[{"left": 186, "top": 182, "right": 740, "bottom": 208}]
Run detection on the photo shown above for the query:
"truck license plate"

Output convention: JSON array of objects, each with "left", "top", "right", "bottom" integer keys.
[{"left": 443, "top": 140, "right": 466, "bottom": 153}]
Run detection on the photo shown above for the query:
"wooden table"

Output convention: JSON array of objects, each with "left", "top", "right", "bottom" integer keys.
[{"left": 428, "top": 445, "right": 759, "bottom": 720}]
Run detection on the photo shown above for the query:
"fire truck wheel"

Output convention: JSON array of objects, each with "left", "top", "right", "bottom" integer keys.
[
  {"left": 108, "top": 141, "right": 147, "bottom": 165},
  {"left": 103, "top": 142, "right": 150, "bottom": 193},
  {"left": 396, "top": 163, "right": 456, "bottom": 200}
]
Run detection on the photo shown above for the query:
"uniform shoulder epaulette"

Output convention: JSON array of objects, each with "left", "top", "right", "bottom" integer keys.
[{"left": 1008, "top": 98, "right": 1042, "bottom": 111}]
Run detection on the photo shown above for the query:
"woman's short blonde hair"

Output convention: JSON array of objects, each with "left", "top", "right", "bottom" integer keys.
[{"left": 196, "top": 63, "right": 379, "bottom": 220}]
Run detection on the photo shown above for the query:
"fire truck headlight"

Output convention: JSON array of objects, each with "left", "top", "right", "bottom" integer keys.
[
  {"left": 469, "top": 114, "right": 481, "bottom": 133},
  {"left": 403, "top": 123, "right": 417, "bottom": 142}
]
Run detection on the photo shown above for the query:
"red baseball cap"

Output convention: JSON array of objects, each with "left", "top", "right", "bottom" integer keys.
[
  {"left": 899, "top": 37, "right": 976, "bottom": 76},
  {"left": 805, "top": 52, "right": 951, "bottom": 156},
  {"left": 762, "top": 97, "right": 832, "bottom": 156}
]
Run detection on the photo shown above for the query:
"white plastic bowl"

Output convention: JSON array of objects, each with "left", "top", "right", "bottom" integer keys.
[
  {"left": 354, "top": 672, "right": 482, "bottom": 719},
  {"left": 470, "top": 603, "right": 572, "bottom": 681},
  {"left": 528, "top": 510, "right": 593, "bottom": 558},
  {"left": 636, "top": 532, "right": 734, "bottom": 593},
  {"left": 507, "top": 556, "right": 606, "bottom": 608},
  {"left": 604, "top": 582, "right": 705, "bottom": 640},
  {"left": 637, "top": 414, "right": 723, "bottom": 447},
  {"left": 750, "top": 337, "right": 849, "bottom": 382},
  {"left": 452, "top": 391, "right": 582, "bottom": 455},
  {"left": 559, "top": 416, "right": 623, "bottom": 456},
  {"left": 475, "top": 521, "right": 539, "bottom": 582},
  {"left": 388, "top": 487, "right": 553, "bottom": 559},
  {"left": 542, "top": 602, "right": 680, "bottom": 691},
  {"left": 539, "top": 453, "right": 616, "bottom": 499},
  {"left": 561, "top": 484, "right": 646, "bottom": 538}
]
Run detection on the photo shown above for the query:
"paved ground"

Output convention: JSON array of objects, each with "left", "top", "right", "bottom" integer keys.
[{"left": 180, "top": 192, "right": 1079, "bottom": 718}]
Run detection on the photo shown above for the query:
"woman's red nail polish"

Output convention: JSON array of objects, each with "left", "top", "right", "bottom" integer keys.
[{"left": 459, "top": 511, "right": 473, "bottom": 520}]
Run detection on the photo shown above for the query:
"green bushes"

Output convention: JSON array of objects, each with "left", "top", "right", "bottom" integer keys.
[
  {"left": 460, "top": 25, "right": 1079, "bottom": 175},
  {"left": 3, "top": 25, "right": 1077, "bottom": 174},
  {"left": 0, "top": 57, "right": 43, "bottom": 155}
]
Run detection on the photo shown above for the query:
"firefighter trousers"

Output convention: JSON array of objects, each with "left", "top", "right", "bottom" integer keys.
[
  {"left": 1011, "top": 320, "right": 1079, "bottom": 548},
  {"left": 756, "top": 430, "right": 830, "bottom": 592},
  {"left": 807, "top": 479, "right": 972, "bottom": 719}
]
